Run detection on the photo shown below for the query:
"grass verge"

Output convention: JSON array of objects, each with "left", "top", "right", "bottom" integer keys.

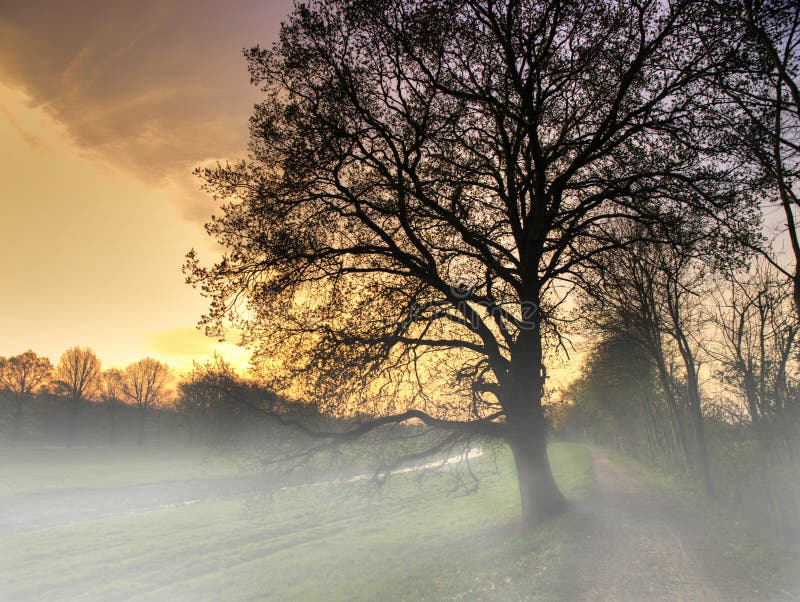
[{"left": 607, "top": 447, "right": 800, "bottom": 599}]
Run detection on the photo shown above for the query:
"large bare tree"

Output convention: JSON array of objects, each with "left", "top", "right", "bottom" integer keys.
[
  {"left": 0, "top": 350, "right": 52, "bottom": 446},
  {"left": 187, "top": 0, "right": 757, "bottom": 521}
]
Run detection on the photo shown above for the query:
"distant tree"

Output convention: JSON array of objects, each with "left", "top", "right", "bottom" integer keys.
[
  {"left": 177, "top": 354, "right": 268, "bottom": 445},
  {"left": 177, "top": 354, "right": 231, "bottom": 445},
  {"left": 704, "top": 259, "right": 800, "bottom": 529},
  {"left": 577, "top": 220, "right": 719, "bottom": 494},
  {"left": 175, "top": 394, "right": 201, "bottom": 447},
  {"left": 655, "top": 242, "right": 714, "bottom": 496},
  {"left": 0, "top": 350, "right": 52, "bottom": 445},
  {"left": 121, "top": 358, "right": 171, "bottom": 446},
  {"left": 54, "top": 347, "right": 101, "bottom": 445},
  {"left": 707, "top": 261, "right": 799, "bottom": 426},
  {"left": 187, "top": 0, "right": 757, "bottom": 522},
  {"left": 567, "top": 332, "right": 665, "bottom": 463},
  {"left": 99, "top": 368, "right": 125, "bottom": 445}
]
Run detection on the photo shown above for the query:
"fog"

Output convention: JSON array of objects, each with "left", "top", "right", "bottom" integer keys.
[{"left": 1, "top": 421, "right": 798, "bottom": 601}]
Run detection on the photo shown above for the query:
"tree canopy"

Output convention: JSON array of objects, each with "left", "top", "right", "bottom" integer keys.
[{"left": 187, "top": 0, "right": 761, "bottom": 522}]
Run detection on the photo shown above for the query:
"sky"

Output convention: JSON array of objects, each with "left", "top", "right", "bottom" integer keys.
[
  {"left": 0, "top": 0, "right": 294, "bottom": 371},
  {"left": 0, "top": 1, "right": 788, "bottom": 387}
]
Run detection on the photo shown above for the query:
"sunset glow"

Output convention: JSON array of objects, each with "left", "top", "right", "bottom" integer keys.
[{"left": 0, "top": 1, "right": 292, "bottom": 372}]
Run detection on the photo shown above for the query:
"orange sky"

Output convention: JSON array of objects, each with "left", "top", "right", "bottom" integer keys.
[
  {"left": 1, "top": 1, "right": 789, "bottom": 390},
  {"left": 0, "top": 1, "right": 293, "bottom": 372}
]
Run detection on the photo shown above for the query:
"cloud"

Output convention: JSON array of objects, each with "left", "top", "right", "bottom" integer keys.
[
  {"left": 0, "top": 0, "right": 291, "bottom": 220},
  {"left": 0, "top": 99, "right": 51, "bottom": 152},
  {"left": 147, "top": 327, "right": 251, "bottom": 372}
]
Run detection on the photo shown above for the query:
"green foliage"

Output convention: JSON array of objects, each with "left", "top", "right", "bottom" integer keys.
[{"left": 561, "top": 332, "right": 663, "bottom": 461}]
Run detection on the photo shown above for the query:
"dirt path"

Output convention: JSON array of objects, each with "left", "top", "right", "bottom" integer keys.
[{"left": 577, "top": 447, "right": 756, "bottom": 601}]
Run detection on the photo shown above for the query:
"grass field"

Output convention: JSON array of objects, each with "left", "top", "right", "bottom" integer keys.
[
  {"left": 0, "top": 446, "right": 244, "bottom": 496},
  {"left": 0, "top": 442, "right": 593, "bottom": 601}
]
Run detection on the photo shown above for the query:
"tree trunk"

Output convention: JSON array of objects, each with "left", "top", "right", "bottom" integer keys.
[
  {"left": 654, "top": 354, "right": 692, "bottom": 469},
  {"left": 753, "top": 422, "right": 782, "bottom": 531},
  {"left": 677, "top": 338, "right": 713, "bottom": 498},
  {"left": 793, "top": 270, "right": 800, "bottom": 325},
  {"left": 66, "top": 397, "right": 81, "bottom": 447},
  {"left": 11, "top": 398, "right": 23, "bottom": 447},
  {"left": 137, "top": 410, "right": 146, "bottom": 446},
  {"left": 507, "top": 411, "right": 566, "bottom": 523},
  {"left": 503, "top": 322, "right": 566, "bottom": 523},
  {"left": 688, "top": 398, "right": 713, "bottom": 497}
]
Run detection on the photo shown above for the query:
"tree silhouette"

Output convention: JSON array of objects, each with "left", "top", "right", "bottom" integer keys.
[
  {"left": 707, "top": 1, "right": 800, "bottom": 317},
  {"left": 565, "top": 332, "right": 663, "bottom": 462},
  {"left": 54, "top": 347, "right": 101, "bottom": 445},
  {"left": 99, "top": 368, "right": 125, "bottom": 445},
  {"left": 187, "top": 0, "right": 758, "bottom": 522},
  {"left": 0, "top": 350, "right": 52, "bottom": 446},
  {"left": 178, "top": 354, "right": 245, "bottom": 445},
  {"left": 121, "top": 358, "right": 171, "bottom": 446},
  {"left": 579, "top": 224, "right": 717, "bottom": 494}
]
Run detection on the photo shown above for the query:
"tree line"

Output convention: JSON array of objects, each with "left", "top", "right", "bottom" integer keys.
[
  {"left": 557, "top": 245, "right": 800, "bottom": 534},
  {"left": 0, "top": 349, "right": 310, "bottom": 448},
  {"left": 0, "top": 348, "right": 173, "bottom": 446}
]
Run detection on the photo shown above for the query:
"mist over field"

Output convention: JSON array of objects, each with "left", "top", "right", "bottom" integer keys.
[
  {"left": 3, "top": 0, "right": 800, "bottom": 600},
  {"left": 1, "top": 349, "right": 799, "bottom": 600}
]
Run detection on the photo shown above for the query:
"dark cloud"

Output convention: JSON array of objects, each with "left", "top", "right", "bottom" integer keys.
[{"left": 0, "top": 0, "right": 291, "bottom": 217}]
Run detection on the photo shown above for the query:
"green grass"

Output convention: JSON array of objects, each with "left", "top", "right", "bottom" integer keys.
[
  {"left": 0, "top": 443, "right": 591, "bottom": 601},
  {"left": 0, "top": 447, "right": 244, "bottom": 496},
  {"left": 607, "top": 448, "right": 800, "bottom": 598}
]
